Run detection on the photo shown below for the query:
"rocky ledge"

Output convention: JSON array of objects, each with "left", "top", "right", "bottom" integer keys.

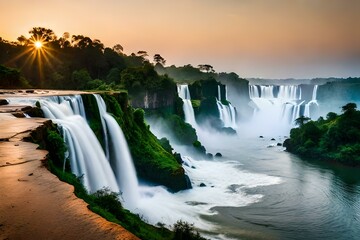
[{"left": 0, "top": 113, "right": 138, "bottom": 240}]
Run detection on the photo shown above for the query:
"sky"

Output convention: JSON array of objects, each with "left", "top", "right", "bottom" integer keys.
[{"left": 1, "top": 0, "right": 360, "bottom": 79}]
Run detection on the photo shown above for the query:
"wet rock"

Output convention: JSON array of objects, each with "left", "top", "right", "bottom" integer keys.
[
  {"left": 271, "top": 138, "right": 276, "bottom": 141},
  {"left": 206, "top": 153, "right": 213, "bottom": 159},
  {"left": 277, "top": 143, "right": 282, "bottom": 146},
  {"left": 174, "top": 152, "right": 183, "bottom": 164},
  {"left": 199, "top": 183, "right": 206, "bottom": 187},
  {"left": 21, "top": 106, "right": 44, "bottom": 118},
  {"left": 259, "top": 136, "right": 264, "bottom": 138},
  {"left": 12, "top": 112, "right": 26, "bottom": 118},
  {"left": 215, "top": 152, "right": 222, "bottom": 157},
  {"left": 0, "top": 99, "right": 9, "bottom": 105},
  {"left": 25, "top": 89, "right": 34, "bottom": 93},
  {"left": 221, "top": 127, "right": 237, "bottom": 135}
]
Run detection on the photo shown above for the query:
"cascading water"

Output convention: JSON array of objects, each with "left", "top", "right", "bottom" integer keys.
[
  {"left": 216, "top": 85, "right": 237, "bottom": 129},
  {"left": 28, "top": 94, "right": 139, "bottom": 210},
  {"left": 177, "top": 84, "right": 198, "bottom": 127},
  {"left": 248, "top": 85, "right": 319, "bottom": 135},
  {"left": 40, "top": 96, "right": 120, "bottom": 193},
  {"left": 93, "top": 94, "right": 139, "bottom": 209},
  {"left": 304, "top": 85, "right": 319, "bottom": 118}
]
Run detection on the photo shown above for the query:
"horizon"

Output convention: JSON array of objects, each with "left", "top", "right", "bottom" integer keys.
[{"left": 1, "top": 0, "right": 360, "bottom": 79}]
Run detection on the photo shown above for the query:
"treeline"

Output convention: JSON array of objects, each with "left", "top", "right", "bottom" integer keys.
[
  {"left": 0, "top": 27, "right": 249, "bottom": 96},
  {"left": 284, "top": 103, "right": 360, "bottom": 166},
  {"left": 0, "top": 27, "right": 174, "bottom": 92}
]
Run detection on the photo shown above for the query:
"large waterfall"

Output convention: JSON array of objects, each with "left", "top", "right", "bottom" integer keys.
[
  {"left": 216, "top": 85, "right": 237, "bottom": 129},
  {"left": 177, "top": 84, "right": 197, "bottom": 127},
  {"left": 93, "top": 95, "right": 139, "bottom": 209},
  {"left": 38, "top": 95, "right": 138, "bottom": 209},
  {"left": 248, "top": 85, "right": 319, "bottom": 134}
]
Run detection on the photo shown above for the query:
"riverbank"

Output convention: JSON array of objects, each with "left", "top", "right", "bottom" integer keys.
[{"left": 0, "top": 112, "right": 139, "bottom": 240}]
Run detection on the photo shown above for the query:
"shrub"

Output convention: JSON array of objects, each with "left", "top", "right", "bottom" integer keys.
[{"left": 173, "top": 220, "right": 207, "bottom": 240}]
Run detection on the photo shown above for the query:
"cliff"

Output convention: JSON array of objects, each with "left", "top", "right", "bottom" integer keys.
[{"left": 82, "top": 93, "right": 191, "bottom": 192}]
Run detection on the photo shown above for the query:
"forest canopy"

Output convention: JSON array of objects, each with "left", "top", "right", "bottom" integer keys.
[{"left": 284, "top": 103, "right": 360, "bottom": 166}]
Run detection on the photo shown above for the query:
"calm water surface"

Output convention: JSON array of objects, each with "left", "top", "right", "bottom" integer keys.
[{"left": 203, "top": 136, "right": 360, "bottom": 240}]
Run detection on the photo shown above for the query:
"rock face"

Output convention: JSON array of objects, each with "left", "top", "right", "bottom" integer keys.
[{"left": 130, "top": 89, "right": 177, "bottom": 109}]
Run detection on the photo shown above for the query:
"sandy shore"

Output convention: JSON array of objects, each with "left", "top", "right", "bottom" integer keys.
[{"left": 0, "top": 113, "right": 139, "bottom": 240}]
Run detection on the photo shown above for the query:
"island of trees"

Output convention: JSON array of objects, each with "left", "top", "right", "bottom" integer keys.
[{"left": 284, "top": 103, "right": 360, "bottom": 166}]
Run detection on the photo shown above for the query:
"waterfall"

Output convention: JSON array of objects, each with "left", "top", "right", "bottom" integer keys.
[
  {"left": 93, "top": 94, "right": 139, "bottom": 209},
  {"left": 34, "top": 94, "right": 139, "bottom": 210},
  {"left": 248, "top": 84, "right": 320, "bottom": 134},
  {"left": 216, "top": 85, "right": 237, "bottom": 129},
  {"left": 218, "top": 85, "right": 221, "bottom": 100},
  {"left": 40, "top": 97, "right": 120, "bottom": 193},
  {"left": 177, "top": 84, "right": 197, "bottom": 127},
  {"left": 278, "top": 85, "right": 301, "bottom": 100},
  {"left": 304, "top": 85, "right": 319, "bottom": 118}
]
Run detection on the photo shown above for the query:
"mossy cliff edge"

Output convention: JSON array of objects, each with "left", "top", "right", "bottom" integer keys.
[{"left": 82, "top": 93, "right": 191, "bottom": 192}]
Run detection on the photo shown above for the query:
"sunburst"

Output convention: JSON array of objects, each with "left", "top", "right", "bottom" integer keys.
[
  {"left": 34, "top": 41, "right": 43, "bottom": 49},
  {"left": 6, "top": 35, "right": 60, "bottom": 88}
]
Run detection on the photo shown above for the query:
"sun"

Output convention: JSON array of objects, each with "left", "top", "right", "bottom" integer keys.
[{"left": 34, "top": 41, "right": 43, "bottom": 49}]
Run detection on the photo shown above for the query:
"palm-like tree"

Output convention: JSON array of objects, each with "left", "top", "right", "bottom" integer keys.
[{"left": 295, "top": 115, "right": 311, "bottom": 127}]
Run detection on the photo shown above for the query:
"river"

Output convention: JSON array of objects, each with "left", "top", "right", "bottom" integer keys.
[{"left": 199, "top": 134, "right": 360, "bottom": 240}]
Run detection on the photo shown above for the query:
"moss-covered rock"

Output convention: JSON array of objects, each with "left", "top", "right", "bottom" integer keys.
[
  {"left": 101, "top": 93, "right": 192, "bottom": 191},
  {"left": 81, "top": 94, "right": 106, "bottom": 148}
]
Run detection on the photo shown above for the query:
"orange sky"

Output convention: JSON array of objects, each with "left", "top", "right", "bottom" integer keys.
[{"left": 1, "top": 0, "right": 360, "bottom": 78}]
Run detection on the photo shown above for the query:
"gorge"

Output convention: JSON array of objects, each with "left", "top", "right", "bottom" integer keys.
[{"left": 1, "top": 75, "right": 360, "bottom": 240}]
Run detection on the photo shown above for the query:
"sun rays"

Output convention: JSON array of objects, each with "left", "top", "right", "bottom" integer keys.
[
  {"left": 34, "top": 41, "right": 43, "bottom": 49},
  {"left": 5, "top": 34, "right": 61, "bottom": 87}
]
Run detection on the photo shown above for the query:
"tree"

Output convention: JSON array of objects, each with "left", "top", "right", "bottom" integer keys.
[
  {"left": 29, "top": 27, "right": 57, "bottom": 42},
  {"left": 137, "top": 50, "right": 148, "bottom": 57},
  {"left": 113, "top": 44, "right": 123, "bottom": 54},
  {"left": 58, "top": 32, "right": 71, "bottom": 48},
  {"left": 294, "top": 116, "right": 311, "bottom": 127},
  {"left": 71, "top": 69, "right": 92, "bottom": 90},
  {"left": 153, "top": 54, "right": 166, "bottom": 66},
  {"left": 17, "top": 35, "right": 28, "bottom": 45},
  {"left": 137, "top": 50, "right": 149, "bottom": 63},
  {"left": 326, "top": 112, "right": 338, "bottom": 121},
  {"left": 198, "top": 64, "right": 215, "bottom": 73},
  {"left": 72, "top": 35, "right": 93, "bottom": 49},
  {"left": 342, "top": 103, "right": 357, "bottom": 113}
]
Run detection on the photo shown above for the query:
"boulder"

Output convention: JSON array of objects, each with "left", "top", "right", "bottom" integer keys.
[
  {"left": 221, "top": 127, "right": 237, "bottom": 135},
  {"left": 215, "top": 152, "right": 222, "bottom": 157},
  {"left": 277, "top": 143, "right": 282, "bottom": 146},
  {"left": 259, "top": 136, "right": 264, "bottom": 138},
  {"left": 25, "top": 89, "right": 35, "bottom": 93},
  {"left": 199, "top": 183, "right": 206, "bottom": 187},
  {"left": 12, "top": 112, "right": 25, "bottom": 118},
  {"left": 0, "top": 99, "right": 9, "bottom": 105},
  {"left": 271, "top": 138, "right": 276, "bottom": 141}
]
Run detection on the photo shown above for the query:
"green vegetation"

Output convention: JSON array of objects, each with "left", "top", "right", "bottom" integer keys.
[
  {"left": 146, "top": 110, "right": 207, "bottom": 156},
  {"left": 0, "top": 27, "right": 173, "bottom": 96},
  {"left": 28, "top": 121, "right": 203, "bottom": 240},
  {"left": 82, "top": 93, "right": 191, "bottom": 191},
  {"left": 317, "top": 78, "right": 360, "bottom": 103},
  {"left": 284, "top": 103, "right": 360, "bottom": 166},
  {"left": 46, "top": 146, "right": 173, "bottom": 240},
  {"left": 173, "top": 220, "right": 207, "bottom": 240},
  {"left": 0, "top": 64, "right": 30, "bottom": 88}
]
